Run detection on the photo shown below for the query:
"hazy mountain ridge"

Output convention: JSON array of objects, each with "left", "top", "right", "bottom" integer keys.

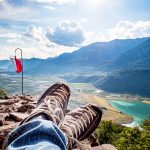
[
  {"left": 105, "top": 39, "right": 150, "bottom": 71},
  {"left": 0, "top": 60, "right": 11, "bottom": 70},
  {"left": 0, "top": 37, "right": 149, "bottom": 73},
  {"left": 0, "top": 58, "right": 44, "bottom": 72},
  {"left": 94, "top": 69, "right": 150, "bottom": 97},
  {"left": 28, "top": 37, "right": 150, "bottom": 74}
]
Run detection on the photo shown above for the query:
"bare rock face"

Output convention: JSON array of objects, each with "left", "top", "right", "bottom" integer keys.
[
  {"left": 0, "top": 95, "right": 36, "bottom": 149},
  {"left": 18, "top": 95, "right": 35, "bottom": 102},
  {"left": 0, "top": 105, "right": 15, "bottom": 113},
  {"left": 0, "top": 114, "right": 4, "bottom": 126},
  {"left": 17, "top": 104, "right": 36, "bottom": 113},
  {"left": 0, "top": 100, "right": 15, "bottom": 105},
  {"left": 5, "top": 113, "right": 28, "bottom": 122},
  {"left": 0, "top": 123, "right": 19, "bottom": 148},
  {"left": 0, "top": 114, "right": 9, "bottom": 126}
]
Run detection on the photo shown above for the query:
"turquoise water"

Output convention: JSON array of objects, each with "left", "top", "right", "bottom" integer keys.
[{"left": 109, "top": 100, "right": 150, "bottom": 125}]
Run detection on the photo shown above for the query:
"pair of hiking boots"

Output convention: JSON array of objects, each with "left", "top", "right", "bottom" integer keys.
[{"left": 5, "top": 83, "right": 102, "bottom": 150}]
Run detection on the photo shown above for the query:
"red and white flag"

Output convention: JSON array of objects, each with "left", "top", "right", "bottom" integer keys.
[{"left": 10, "top": 56, "right": 22, "bottom": 73}]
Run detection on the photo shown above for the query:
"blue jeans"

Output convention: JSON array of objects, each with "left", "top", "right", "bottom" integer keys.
[{"left": 5, "top": 120, "right": 67, "bottom": 150}]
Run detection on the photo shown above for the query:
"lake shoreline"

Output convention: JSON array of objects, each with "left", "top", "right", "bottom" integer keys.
[
  {"left": 108, "top": 99, "right": 150, "bottom": 127},
  {"left": 105, "top": 94, "right": 150, "bottom": 103},
  {"left": 76, "top": 93, "right": 134, "bottom": 125}
]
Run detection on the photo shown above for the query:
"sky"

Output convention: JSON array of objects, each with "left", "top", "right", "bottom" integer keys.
[{"left": 0, "top": 0, "right": 150, "bottom": 60}]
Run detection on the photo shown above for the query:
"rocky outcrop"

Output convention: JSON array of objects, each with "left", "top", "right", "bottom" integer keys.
[
  {"left": 0, "top": 95, "right": 36, "bottom": 148},
  {"left": 0, "top": 95, "right": 116, "bottom": 150}
]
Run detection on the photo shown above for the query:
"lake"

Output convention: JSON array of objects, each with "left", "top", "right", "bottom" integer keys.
[{"left": 109, "top": 100, "right": 150, "bottom": 127}]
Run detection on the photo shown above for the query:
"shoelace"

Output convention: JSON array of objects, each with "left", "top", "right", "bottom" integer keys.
[
  {"left": 54, "top": 88, "right": 69, "bottom": 101},
  {"left": 63, "top": 106, "right": 96, "bottom": 138},
  {"left": 61, "top": 106, "right": 97, "bottom": 150},
  {"left": 38, "top": 86, "right": 69, "bottom": 126}
]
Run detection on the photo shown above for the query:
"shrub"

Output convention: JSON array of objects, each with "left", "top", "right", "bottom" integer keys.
[
  {"left": 142, "top": 116, "right": 150, "bottom": 131},
  {"left": 0, "top": 88, "right": 7, "bottom": 99},
  {"left": 95, "top": 120, "right": 150, "bottom": 150}
]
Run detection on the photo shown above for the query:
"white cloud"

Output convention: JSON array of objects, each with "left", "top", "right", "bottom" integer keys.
[
  {"left": 23, "top": 25, "right": 54, "bottom": 47},
  {"left": 44, "top": 6, "right": 56, "bottom": 10},
  {"left": 24, "top": 26, "right": 45, "bottom": 42},
  {"left": 0, "top": 33, "right": 21, "bottom": 39},
  {"left": 0, "top": 0, "right": 75, "bottom": 21},
  {"left": 0, "top": 1, "right": 36, "bottom": 21},
  {"left": 1, "top": 19, "right": 150, "bottom": 60},
  {"left": 75, "top": 20, "right": 150, "bottom": 45},
  {"left": 0, "top": 28, "right": 22, "bottom": 45},
  {"left": 46, "top": 20, "right": 85, "bottom": 46},
  {"left": 109, "top": 21, "right": 150, "bottom": 39},
  {"left": 14, "top": 24, "right": 78, "bottom": 59},
  {"left": 24, "top": 21, "right": 85, "bottom": 47},
  {"left": 0, "top": 32, "right": 77, "bottom": 60},
  {"left": 31, "top": 0, "right": 76, "bottom": 5},
  {"left": 84, "top": 0, "right": 118, "bottom": 8}
]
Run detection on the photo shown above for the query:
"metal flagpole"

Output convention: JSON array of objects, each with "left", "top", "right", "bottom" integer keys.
[{"left": 15, "top": 48, "right": 23, "bottom": 95}]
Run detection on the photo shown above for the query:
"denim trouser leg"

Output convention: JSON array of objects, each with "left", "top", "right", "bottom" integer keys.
[{"left": 6, "top": 120, "right": 67, "bottom": 150}]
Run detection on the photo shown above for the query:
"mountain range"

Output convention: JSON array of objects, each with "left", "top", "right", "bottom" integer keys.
[
  {"left": 104, "top": 38, "right": 150, "bottom": 71},
  {"left": 0, "top": 37, "right": 150, "bottom": 97},
  {"left": 28, "top": 37, "right": 150, "bottom": 74}
]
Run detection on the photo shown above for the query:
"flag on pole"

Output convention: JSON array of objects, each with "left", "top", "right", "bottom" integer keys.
[
  {"left": 10, "top": 56, "right": 23, "bottom": 73},
  {"left": 15, "top": 56, "right": 22, "bottom": 73},
  {"left": 10, "top": 48, "right": 24, "bottom": 95}
]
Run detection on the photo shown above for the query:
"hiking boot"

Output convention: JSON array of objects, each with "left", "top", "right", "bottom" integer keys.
[
  {"left": 60, "top": 104, "right": 102, "bottom": 150},
  {"left": 21, "top": 82, "right": 70, "bottom": 126}
]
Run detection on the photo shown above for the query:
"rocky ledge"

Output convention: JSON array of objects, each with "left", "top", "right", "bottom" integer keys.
[{"left": 0, "top": 95, "right": 116, "bottom": 150}]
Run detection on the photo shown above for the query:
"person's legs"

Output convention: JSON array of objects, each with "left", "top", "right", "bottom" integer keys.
[
  {"left": 3, "top": 83, "right": 103, "bottom": 150},
  {"left": 5, "top": 120, "right": 67, "bottom": 150},
  {"left": 3, "top": 83, "right": 70, "bottom": 150}
]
